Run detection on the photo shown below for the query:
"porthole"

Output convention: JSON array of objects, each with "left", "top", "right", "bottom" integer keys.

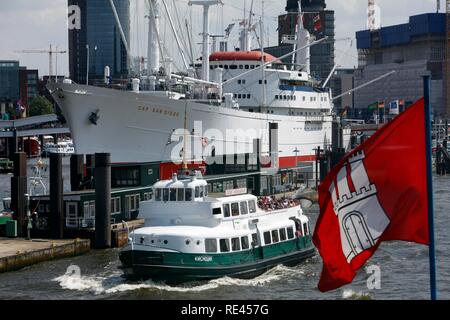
[
  {"left": 196, "top": 240, "right": 201, "bottom": 245},
  {"left": 185, "top": 239, "right": 191, "bottom": 245},
  {"left": 164, "top": 240, "right": 168, "bottom": 245}
]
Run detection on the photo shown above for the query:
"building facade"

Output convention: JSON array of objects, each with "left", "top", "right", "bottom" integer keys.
[
  {"left": 265, "top": 0, "right": 335, "bottom": 84},
  {"left": 0, "top": 61, "right": 20, "bottom": 104},
  {"left": 355, "top": 13, "right": 446, "bottom": 117},
  {"left": 330, "top": 68, "right": 355, "bottom": 112},
  {"left": 68, "top": 0, "right": 130, "bottom": 84}
]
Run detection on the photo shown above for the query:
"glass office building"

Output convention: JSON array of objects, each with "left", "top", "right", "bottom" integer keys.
[
  {"left": 265, "top": 0, "right": 335, "bottom": 84},
  {"left": 68, "top": 0, "right": 130, "bottom": 84},
  {"left": 0, "top": 61, "right": 20, "bottom": 103}
]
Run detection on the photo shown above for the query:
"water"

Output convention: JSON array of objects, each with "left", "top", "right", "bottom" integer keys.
[{"left": 0, "top": 159, "right": 449, "bottom": 300}]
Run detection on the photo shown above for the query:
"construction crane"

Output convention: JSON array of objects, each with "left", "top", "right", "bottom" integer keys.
[{"left": 14, "top": 44, "right": 67, "bottom": 81}]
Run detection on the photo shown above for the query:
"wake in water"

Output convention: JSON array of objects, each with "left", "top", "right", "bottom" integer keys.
[{"left": 53, "top": 262, "right": 315, "bottom": 296}]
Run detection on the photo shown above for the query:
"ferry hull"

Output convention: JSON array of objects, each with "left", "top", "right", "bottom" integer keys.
[{"left": 119, "top": 240, "right": 316, "bottom": 283}]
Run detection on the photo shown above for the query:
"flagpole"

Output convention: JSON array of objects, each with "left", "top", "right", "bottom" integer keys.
[{"left": 423, "top": 75, "right": 437, "bottom": 300}]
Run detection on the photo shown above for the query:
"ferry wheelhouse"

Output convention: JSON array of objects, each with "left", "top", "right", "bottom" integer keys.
[{"left": 119, "top": 172, "right": 315, "bottom": 282}]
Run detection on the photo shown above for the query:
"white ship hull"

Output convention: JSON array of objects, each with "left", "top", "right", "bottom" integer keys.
[{"left": 50, "top": 82, "right": 332, "bottom": 167}]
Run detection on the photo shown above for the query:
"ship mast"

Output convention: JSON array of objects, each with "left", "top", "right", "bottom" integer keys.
[
  {"left": 295, "top": 0, "right": 310, "bottom": 74},
  {"left": 148, "top": 0, "right": 161, "bottom": 74},
  {"left": 189, "top": 0, "right": 223, "bottom": 81}
]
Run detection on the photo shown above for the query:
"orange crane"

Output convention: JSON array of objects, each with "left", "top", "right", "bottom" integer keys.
[{"left": 14, "top": 44, "right": 67, "bottom": 80}]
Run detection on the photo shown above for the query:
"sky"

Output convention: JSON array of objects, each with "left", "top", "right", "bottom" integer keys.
[{"left": 0, "top": 0, "right": 441, "bottom": 77}]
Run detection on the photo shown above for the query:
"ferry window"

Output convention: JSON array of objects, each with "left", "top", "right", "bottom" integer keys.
[
  {"left": 199, "top": 186, "right": 204, "bottom": 198},
  {"left": 252, "top": 233, "right": 259, "bottom": 247},
  {"left": 247, "top": 94, "right": 251, "bottom": 99},
  {"left": 264, "top": 232, "right": 272, "bottom": 245},
  {"left": 155, "top": 189, "right": 161, "bottom": 201},
  {"left": 302, "top": 96, "right": 306, "bottom": 101},
  {"left": 163, "top": 189, "right": 169, "bottom": 202},
  {"left": 177, "top": 188, "right": 184, "bottom": 201},
  {"left": 272, "top": 230, "right": 280, "bottom": 243},
  {"left": 280, "top": 228, "right": 287, "bottom": 241},
  {"left": 195, "top": 186, "right": 200, "bottom": 198},
  {"left": 205, "top": 239, "right": 217, "bottom": 253},
  {"left": 204, "top": 186, "right": 208, "bottom": 197},
  {"left": 220, "top": 239, "right": 230, "bottom": 252},
  {"left": 303, "top": 223, "right": 309, "bottom": 235},
  {"left": 250, "top": 65, "right": 255, "bottom": 69},
  {"left": 240, "top": 201, "right": 248, "bottom": 215},
  {"left": 275, "top": 95, "right": 279, "bottom": 100},
  {"left": 185, "top": 188, "right": 193, "bottom": 201},
  {"left": 245, "top": 65, "right": 249, "bottom": 69},
  {"left": 287, "top": 227, "right": 295, "bottom": 239},
  {"left": 230, "top": 65, "right": 238, "bottom": 70},
  {"left": 224, "top": 65, "right": 229, "bottom": 69},
  {"left": 170, "top": 188, "right": 177, "bottom": 201},
  {"left": 231, "top": 238, "right": 241, "bottom": 251},
  {"left": 219, "top": 65, "right": 223, "bottom": 68},
  {"left": 231, "top": 203, "right": 240, "bottom": 216},
  {"left": 248, "top": 201, "right": 256, "bottom": 213},
  {"left": 239, "top": 65, "right": 243, "bottom": 69},
  {"left": 238, "top": 80, "right": 241, "bottom": 84},
  {"left": 223, "top": 204, "right": 231, "bottom": 217},
  {"left": 241, "top": 236, "right": 249, "bottom": 250},
  {"left": 212, "top": 208, "right": 222, "bottom": 215}
]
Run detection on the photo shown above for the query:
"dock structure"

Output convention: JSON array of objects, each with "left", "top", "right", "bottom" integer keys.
[{"left": 0, "top": 238, "right": 90, "bottom": 273}]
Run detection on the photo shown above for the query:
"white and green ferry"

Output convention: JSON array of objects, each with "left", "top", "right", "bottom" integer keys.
[{"left": 119, "top": 172, "right": 315, "bottom": 283}]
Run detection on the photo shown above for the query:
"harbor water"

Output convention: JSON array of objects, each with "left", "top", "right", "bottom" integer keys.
[{"left": 0, "top": 158, "right": 449, "bottom": 300}]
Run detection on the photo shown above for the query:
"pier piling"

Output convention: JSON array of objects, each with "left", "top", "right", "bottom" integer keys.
[
  {"left": 50, "top": 153, "right": 64, "bottom": 239},
  {"left": 10, "top": 152, "right": 27, "bottom": 237},
  {"left": 94, "top": 153, "right": 111, "bottom": 249},
  {"left": 70, "top": 154, "right": 85, "bottom": 191}
]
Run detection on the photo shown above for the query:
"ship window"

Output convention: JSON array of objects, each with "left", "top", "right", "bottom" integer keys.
[
  {"left": 195, "top": 186, "right": 200, "bottom": 198},
  {"left": 205, "top": 239, "right": 217, "bottom": 253},
  {"left": 275, "top": 95, "right": 278, "bottom": 100},
  {"left": 287, "top": 227, "right": 294, "bottom": 239},
  {"left": 224, "top": 65, "right": 229, "bottom": 69},
  {"left": 239, "top": 65, "right": 243, "bottom": 69},
  {"left": 231, "top": 237, "right": 241, "bottom": 251},
  {"left": 247, "top": 94, "right": 251, "bottom": 99},
  {"left": 212, "top": 208, "right": 222, "bottom": 215},
  {"left": 240, "top": 201, "right": 248, "bottom": 215},
  {"left": 231, "top": 203, "right": 240, "bottom": 216},
  {"left": 250, "top": 65, "right": 255, "bottom": 69},
  {"left": 272, "top": 230, "right": 280, "bottom": 243},
  {"left": 263, "top": 231, "right": 271, "bottom": 245},
  {"left": 204, "top": 187, "right": 208, "bottom": 197},
  {"left": 223, "top": 203, "right": 231, "bottom": 217},
  {"left": 280, "top": 228, "right": 287, "bottom": 241},
  {"left": 303, "top": 223, "right": 309, "bottom": 235},
  {"left": 241, "top": 236, "right": 249, "bottom": 250},
  {"left": 230, "top": 65, "right": 238, "bottom": 70},
  {"left": 170, "top": 188, "right": 177, "bottom": 201},
  {"left": 163, "top": 189, "right": 169, "bottom": 202},
  {"left": 248, "top": 200, "right": 256, "bottom": 213},
  {"left": 177, "top": 188, "right": 184, "bottom": 201},
  {"left": 199, "top": 187, "right": 204, "bottom": 198},
  {"left": 220, "top": 239, "right": 230, "bottom": 252},
  {"left": 185, "top": 188, "right": 193, "bottom": 201},
  {"left": 155, "top": 189, "right": 161, "bottom": 201},
  {"left": 245, "top": 65, "right": 249, "bottom": 69},
  {"left": 252, "top": 233, "right": 259, "bottom": 247}
]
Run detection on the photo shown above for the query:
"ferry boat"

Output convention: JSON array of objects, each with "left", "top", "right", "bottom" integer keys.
[
  {"left": 119, "top": 172, "right": 315, "bottom": 283},
  {"left": 42, "top": 140, "right": 75, "bottom": 157}
]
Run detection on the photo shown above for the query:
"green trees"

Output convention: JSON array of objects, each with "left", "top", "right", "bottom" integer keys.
[{"left": 28, "top": 96, "right": 54, "bottom": 117}]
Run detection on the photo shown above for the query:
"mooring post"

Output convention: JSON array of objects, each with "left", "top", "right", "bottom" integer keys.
[
  {"left": 50, "top": 153, "right": 64, "bottom": 239},
  {"left": 70, "top": 154, "right": 85, "bottom": 191},
  {"left": 94, "top": 153, "right": 111, "bottom": 249},
  {"left": 86, "top": 154, "right": 95, "bottom": 189},
  {"left": 10, "top": 152, "right": 27, "bottom": 237}
]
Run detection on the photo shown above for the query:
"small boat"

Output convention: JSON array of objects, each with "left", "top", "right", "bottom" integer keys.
[
  {"left": 119, "top": 172, "right": 315, "bottom": 283},
  {"left": 42, "top": 140, "right": 75, "bottom": 157}
]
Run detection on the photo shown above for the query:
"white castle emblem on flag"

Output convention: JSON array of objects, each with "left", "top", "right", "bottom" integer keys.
[{"left": 329, "top": 151, "right": 390, "bottom": 263}]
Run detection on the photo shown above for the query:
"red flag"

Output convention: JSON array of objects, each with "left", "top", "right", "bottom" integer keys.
[
  {"left": 313, "top": 15, "right": 322, "bottom": 31},
  {"left": 313, "top": 98, "right": 429, "bottom": 292}
]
